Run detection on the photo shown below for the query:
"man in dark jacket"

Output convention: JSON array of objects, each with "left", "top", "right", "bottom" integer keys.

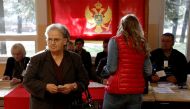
[
  {"left": 150, "top": 33, "right": 187, "bottom": 85},
  {"left": 75, "top": 38, "right": 94, "bottom": 80}
]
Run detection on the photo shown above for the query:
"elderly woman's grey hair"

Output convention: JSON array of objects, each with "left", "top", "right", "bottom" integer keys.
[
  {"left": 11, "top": 43, "right": 26, "bottom": 56},
  {"left": 45, "top": 23, "right": 70, "bottom": 40}
]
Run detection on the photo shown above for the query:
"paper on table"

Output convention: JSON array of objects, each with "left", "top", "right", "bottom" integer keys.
[
  {"left": 153, "top": 87, "right": 175, "bottom": 93},
  {"left": 157, "top": 82, "right": 178, "bottom": 89},
  {"left": 0, "top": 79, "right": 12, "bottom": 88},
  {"left": 156, "top": 70, "right": 166, "bottom": 77},
  {"left": 158, "top": 82, "right": 176, "bottom": 88},
  {"left": 88, "top": 82, "right": 105, "bottom": 88}
]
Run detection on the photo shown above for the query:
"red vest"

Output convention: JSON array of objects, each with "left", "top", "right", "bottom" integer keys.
[{"left": 106, "top": 35, "right": 145, "bottom": 94}]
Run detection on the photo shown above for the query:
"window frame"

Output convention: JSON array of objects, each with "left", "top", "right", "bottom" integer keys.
[
  {"left": 0, "top": 0, "right": 48, "bottom": 63},
  {"left": 159, "top": 0, "right": 190, "bottom": 57}
]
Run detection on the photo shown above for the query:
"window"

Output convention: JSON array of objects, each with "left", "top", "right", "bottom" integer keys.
[
  {"left": 163, "top": 0, "right": 190, "bottom": 55},
  {"left": 83, "top": 41, "right": 103, "bottom": 57},
  {"left": 0, "top": 0, "right": 36, "bottom": 61}
]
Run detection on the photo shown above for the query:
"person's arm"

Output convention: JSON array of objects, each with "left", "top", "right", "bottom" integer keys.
[
  {"left": 144, "top": 57, "right": 152, "bottom": 77},
  {"left": 149, "top": 49, "right": 162, "bottom": 82},
  {"left": 72, "top": 53, "right": 89, "bottom": 91},
  {"left": 101, "top": 38, "right": 118, "bottom": 77},
  {"left": 23, "top": 57, "right": 30, "bottom": 69},
  {"left": 84, "top": 51, "right": 93, "bottom": 80},
  {"left": 96, "top": 58, "right": 107, "bottom": 76},
  {"left": 58, "top": 53, "right": 89, "bottom": 94},
  {"left": 174, "top": 51, "right": 188, "bottom": 84},
  {"left": 23, "top": 54, "right": 47, "bottom": 99},
  {"left": 95, "top": 58, "right": 107, "bottom": 83},
  {"left": 3, "top": 57, "right": 14, "bottom": 80},
  {"left": 95, "top": 53, "right": 100, "bottom": 67},
  {"left": 86, "top": 52, "right": 92, "bottom": 70}
]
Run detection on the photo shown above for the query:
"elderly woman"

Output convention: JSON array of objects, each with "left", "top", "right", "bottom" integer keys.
[
  {"left": 23, "top": 23, "right": 89, "bottom": 109},
  {"left": 2, "top": 43, "right": 30, "bottom": 82}
]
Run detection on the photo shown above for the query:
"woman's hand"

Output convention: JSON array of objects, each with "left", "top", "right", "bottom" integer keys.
[
  {"left": 46, "top": 83, "right": 58, "bottom": 94},
  {"left": 102, "top": 79, "right": 107, "bottom": 85},
  {"left": 58, "top": 83, "right": 77, "bottom": 94}
]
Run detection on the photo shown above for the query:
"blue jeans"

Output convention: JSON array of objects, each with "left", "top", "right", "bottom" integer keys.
[{"left": 102, "top": 92, "right": 142, "bottom": 109}]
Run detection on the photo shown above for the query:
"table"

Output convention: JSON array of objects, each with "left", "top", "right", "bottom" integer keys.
[
  {"left": 151, "top": 83, "right": 190, "bottom": 109},
  {"left": 0, "top": 80, "right": 17, "bottom": 109},
  {"left": 87, "top": 82, "right": 155, "bottom": 102},
  {"left": 154, "top": 89, "right": 190, "bottom": 102},
  {"left": 0, "top": 88, "right": 14, "bottom": 109},
  {"left": 4, "top": 84, "right": 29, "bottom": 109},
  {"left": 2, "top": 82, "right": 190, "bottom": 109}
]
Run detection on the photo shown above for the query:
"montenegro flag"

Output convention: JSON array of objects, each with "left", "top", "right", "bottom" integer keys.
[{"left": 50, "top": 0, "right": 146, "bottom": 40}]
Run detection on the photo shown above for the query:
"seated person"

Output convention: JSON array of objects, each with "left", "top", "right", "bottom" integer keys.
[
  {"left": 2, "top": 43, "right": 30, "bottom": 83},
  {"left": 95, "top": 57, "right": 107, "bottom": 84},
  {"left": 95, "top": 39, "right": 109, "bottom": 67},
  {"left": 150, "top": 33, "right": 187, "bottom": 85},
  {"left": 74, "top": 38, "right": 93, "bottom": 80}
]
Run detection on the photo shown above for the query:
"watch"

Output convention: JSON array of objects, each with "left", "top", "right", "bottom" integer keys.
[{"left": 73, "top": 82, "right": 77, "bottom": 90}]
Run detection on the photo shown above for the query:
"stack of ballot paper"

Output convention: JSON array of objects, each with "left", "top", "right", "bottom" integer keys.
[
  {"left": 0, "top": 79, "right": 12, "bottom": 88},
  {"left": 153, "top": 82, "right": 176, "bottom": 93}
]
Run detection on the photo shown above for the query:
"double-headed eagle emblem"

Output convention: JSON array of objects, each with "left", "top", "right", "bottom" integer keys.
[{"left": 85, "top": 1, "right": 112, "bottom": 33}]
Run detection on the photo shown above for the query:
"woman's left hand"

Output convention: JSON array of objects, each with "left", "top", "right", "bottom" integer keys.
[{"left": 58, "top": 83, "right": 77, "bottom": 94}]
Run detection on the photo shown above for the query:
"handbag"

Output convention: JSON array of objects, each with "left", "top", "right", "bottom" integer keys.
[
  {"left": 70, "top": 54, "right": 96, "bottom": 109},
  {"left": 72, "top": 89, "right": 96, "bottom": 109}
]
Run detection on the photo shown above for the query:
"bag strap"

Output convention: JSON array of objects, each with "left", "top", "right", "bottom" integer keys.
[
  {"left": 84, "top": 89, "right": 91, "bottom": 100},
  {"left": 84, "top": 88, "right": 95, "bottom": 108},
  {"left": 69, "top": 51, "right": 94, "bottom": 108}
]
